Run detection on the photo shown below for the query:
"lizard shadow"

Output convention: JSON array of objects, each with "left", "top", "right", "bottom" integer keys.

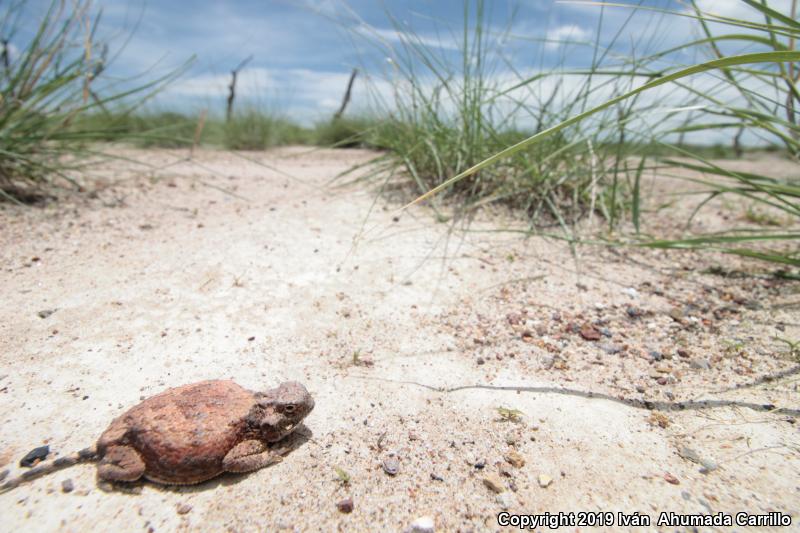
[{"left": 99, "top": 424, "right": 314, "bottom": 495}]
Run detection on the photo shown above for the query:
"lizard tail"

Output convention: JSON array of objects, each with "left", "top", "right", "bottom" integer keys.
[{"left": 0, "top": 447, "right": 97, "bottom": 494}]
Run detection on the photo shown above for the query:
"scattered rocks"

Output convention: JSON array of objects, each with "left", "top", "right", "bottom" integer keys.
[
  {"left": 476, "top": 357, "right": 485, "bottom": 365},
  {"left": 537, "top": 474, "right": 553, "bottom": 488},
  {"left": 382, "top": 456, "right": 399, "bottom": 476},
  {"left": 61, "top": 478, "right": 74, "bottom": 493},
  {"left": 336, "top": 497, "right": 354, "bottom": 514},
  {"left": 483, "top": 473, "right": 505, "bottom": 493},
  {"left": 20, "top": 445, "right": 49, "bottom": 467},
  {"left": 691, "top": 358, "right": 711, "bottom": 370},
  {"left": 504, "top": 450, "right": 525, "bottom": 468},
  {"left": 176, "top": 503, "right": 192, "bottom": 515},
  {"left": 677, "top": 348, "right": 690, "bottom": 358},
  {"left": 36, "top": 309, "right": 56, "bottom": 319},
  {"left": 407, "top": 516, "right": 435, "bottom": 533}
]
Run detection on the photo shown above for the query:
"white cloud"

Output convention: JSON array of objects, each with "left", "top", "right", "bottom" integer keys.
[
  {"left": 352, "top": 22, "right": 462, "bottom": 52},
  {"left": 159, "top": 67, "right": 394, "bottom": 124},
  {"left": 692, "top": 0, "right": 794, "bottom": 20},
  {"left": 545, "top": 24, "right": 591, "bottom": 49}
]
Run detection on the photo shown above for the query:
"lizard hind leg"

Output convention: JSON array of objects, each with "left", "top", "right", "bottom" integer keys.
[
  {"left": 97, "top": 445, "right": 146, "bottom": 482},
  {"left": 222, "top": 439, "right": 282, "bottom": 473}
]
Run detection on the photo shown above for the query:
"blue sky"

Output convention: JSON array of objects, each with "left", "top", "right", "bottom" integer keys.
[
  {"left": 10, "top": 0, "right": 793, "bottom": 137},
  {"left": 84, "top": 0, "right": 698, "bottom": 120}
]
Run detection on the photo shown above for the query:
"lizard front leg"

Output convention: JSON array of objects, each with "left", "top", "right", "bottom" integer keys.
[
  {"left": 222, "top": 439, "right": 282, "bottom": 473},
  {"left": 97, "top": 445, "right": 146, "bottom": 482}
]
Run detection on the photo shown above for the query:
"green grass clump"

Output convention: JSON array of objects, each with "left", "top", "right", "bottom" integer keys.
[
  {"left": 71, "top": 111, "right": 198, "bottom": 148},
  {"left": 313, "top": 117, "right": 381, "bottom": 148},
  {"left": 353, "top": 0, "right": 660, "bottom": 226},
  {"left": 386, "top": 0, "right": 799, "bottom": 267},
  {"left": 0, "top": 0, "right": 184, "bottom": 202},
  {"left": 221, "top": 110, "right": 310, "bottom": 150}
]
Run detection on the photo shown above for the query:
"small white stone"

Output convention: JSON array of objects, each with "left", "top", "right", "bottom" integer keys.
[
  {"left": 496, "top": 492, "right": 515, "bottom": 509},
  {"left": 538, "top": 474, "right": 553, "bottom": 488},
  {"left": 623, "top": 287, "right": 638, "bottom": 298},
  {"left": 407, "top": 515, "right": 435, "bottom": 533}
]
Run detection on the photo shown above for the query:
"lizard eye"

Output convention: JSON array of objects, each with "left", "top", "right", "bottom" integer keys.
[{"left": 283, "top": 404, "right": 296, "bottom": 413}]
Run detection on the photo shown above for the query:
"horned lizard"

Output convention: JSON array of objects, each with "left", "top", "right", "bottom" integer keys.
[{"left": 0, "top": 379, "right": 314, "bottom": 490}]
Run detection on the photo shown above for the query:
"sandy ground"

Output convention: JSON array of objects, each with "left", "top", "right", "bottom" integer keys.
[{"left": 0, "top": 147, "right": 798, "bottom": 533}]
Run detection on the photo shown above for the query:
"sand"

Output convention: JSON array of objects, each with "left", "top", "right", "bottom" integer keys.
[{"left": 0, "top": 147, "right": 798, "bottom": 532}]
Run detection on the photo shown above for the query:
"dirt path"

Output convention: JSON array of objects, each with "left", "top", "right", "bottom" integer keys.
[{"left": 1, "top": 147, "right": 798, "bottom": 532}]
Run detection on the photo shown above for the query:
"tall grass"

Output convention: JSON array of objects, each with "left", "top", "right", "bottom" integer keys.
[
  {"left": 393, "top": 0, "right": 799, "bottom": 267},
  {"left": 0, "top": 0, "right": 186, "bottom": 202},
  {"left": 352, "top": 0, "right": 668, "bottom": 227}
]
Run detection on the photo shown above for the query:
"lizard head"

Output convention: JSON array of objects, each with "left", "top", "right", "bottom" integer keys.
[{"left": 252, "top": 381, "right": 314, "bottom": 442}]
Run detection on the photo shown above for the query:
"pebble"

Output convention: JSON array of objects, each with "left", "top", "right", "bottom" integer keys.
[
  {"left": 36, "top": 309, "right": 56, "bottom": 319},
  {"left": 61, "top": 479, "right": 74, "bottom": 493},
  {"left": 496, "top": 492, "right": 516, "bottom": 509},
  {"left": 690, "top": 358, "right": 711, "bottom": 370},
  {"left": 20, "top": 445, "right": 49, "bottom": 467},
  {"left": 677, "top": 349, "right": 690, "bottom": 358},
  {"left": 476, "top": 357, "right": 485, "bottom": 365},
  {"left": 541, "top": 356, "right": 555, "bottom": 370},
  {"left": 579, "top": 325, "right": 601, "bottom": 341},
  {"left": 623, "top": 287, "right": 639, "bottom": 298},
  {"left": 649, "top": 350, "right": 663, "bottom": 361},
  {"left": 176, "top": 503, "right": 192, "bottom": 515},
  {"left": 336, "top": 497, "right": 354, "bottom": 514},
  {"left": 382, "top": 456, "right": 399, "bottom": 476},
  {"left": 483, "top": 473, "right": 505, "bottom": 493},
  {"left": 600, "top": 343, "right": 622, "bottom": 354},
  {"left": 505, "top": 450, "right": 525, "bottom": 468},
  {"left": 407, "top": 516, "right": 435, "bottom": 533},
  {"left": 664, "top": 473, "right": 680, "bottom": 485},
  {"left": 677, "top": 446, "right": 702, "bottom": 464},
  {"left": 0, "top": 469, "right": 8, "bottom": 482},
  {"left": 537, "top": 474, "right": 553, "bottom": 488},
  {"left": 699, "top": 460, "right": 719, "bottom": 474},
  {"left": 682, "top": 447, "right": 720, "bottom": 474}
]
